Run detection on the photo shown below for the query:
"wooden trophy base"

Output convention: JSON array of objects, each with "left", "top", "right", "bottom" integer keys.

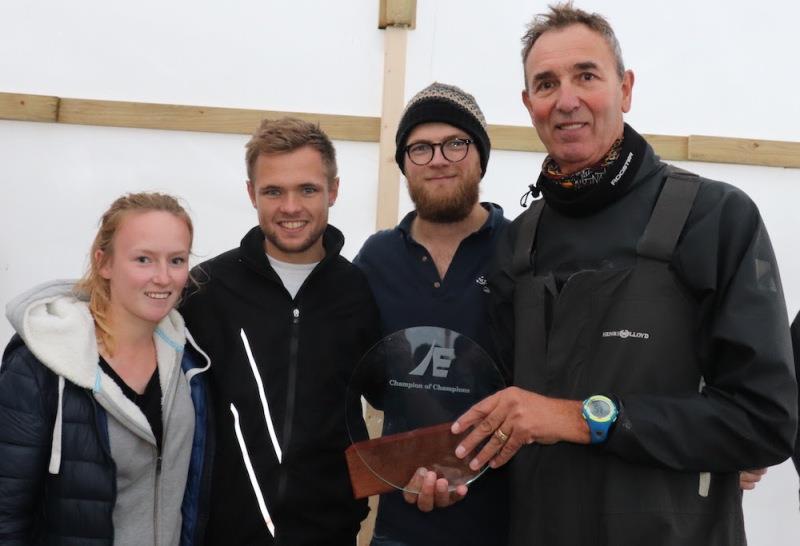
[{"left": 345, "top": 421, "right": 473, "bottom": 499}]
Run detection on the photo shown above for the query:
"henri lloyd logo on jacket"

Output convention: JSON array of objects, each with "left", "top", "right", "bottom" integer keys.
[{"left": 602, "top": 329, "right": 650, "bottom": 340}]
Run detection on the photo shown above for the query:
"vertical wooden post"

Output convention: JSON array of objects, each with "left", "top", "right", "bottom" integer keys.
[
  {"left": 375, "top": 25, "right": 408, "bottom": 231},
  {"left": 359, "top": 5, "right": 415, "bottom": 545}
]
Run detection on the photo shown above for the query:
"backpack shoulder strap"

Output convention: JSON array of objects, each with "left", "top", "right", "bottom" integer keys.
[
  {"left": 511, "top": 199, "right": 545, "bottom": 277},
  {"left": 636, "top": 165, "right": 700, "bottom": 262}
]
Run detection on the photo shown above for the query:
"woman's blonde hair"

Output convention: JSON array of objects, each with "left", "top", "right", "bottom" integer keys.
[{"left": 75, "top": 192, "right": 194, "bottom": 355}]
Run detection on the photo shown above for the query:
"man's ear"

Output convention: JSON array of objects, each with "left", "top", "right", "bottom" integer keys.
[
  {"left": 328, "top": 177, "right": 340, "bottom": 207},
  {"left": 621, "top": 69, "right": 634, "bottom": 113},
  {"left": 246, "top": 180, "right": 257, "bottom": 208},
  {"left": 521, "top": 89, "right": 536, "bottom": 127}
]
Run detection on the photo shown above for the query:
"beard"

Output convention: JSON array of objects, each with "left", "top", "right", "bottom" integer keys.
[
  {"left": 262, "top": 221, "right": 327, "bottom": 260},
  {"left": 408, "top": 173, "right": 481, "bottom": 223}
]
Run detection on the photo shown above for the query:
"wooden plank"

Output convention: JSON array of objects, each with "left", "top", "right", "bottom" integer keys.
[
  {"left": 57, "top": 98, "right": 380, "bottom": 142},
  {"left": 358, "top": 10, "right": 414, "bottom": 545},
  {"left": 379, "top": 0, "right": 417, "bottom": 29},
  {"left": 5, "top": 91, "right": 800, "bottom": 169},
  {"left": 642, "top": 134, "right": 688, "bottom": 161},
  {"left": 375, "top": 26, "right": 408, "bottom": 230},
  {"left": 487, "top": 124, "right": 545, "bottom": 153},
  {"left": 688, "top": 135, "right": 800, "bottom": 169},
  {"left": 0, "top": 92, "right": 59, "bottom": 123},
  {"left": 489, "top": 126, "right": 690, "bottom": 161},
  {"left": 358, "top": 407, "right": 385, "bottom": 546}
]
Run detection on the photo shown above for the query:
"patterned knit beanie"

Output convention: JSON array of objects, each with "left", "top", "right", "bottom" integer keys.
[{"left": 395, "top": 82, "right": 490, "bottom": 177}]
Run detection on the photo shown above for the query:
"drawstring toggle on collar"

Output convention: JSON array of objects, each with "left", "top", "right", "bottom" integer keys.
[{"left": 520, "top": 183, "right": 541, "bottom": 208}]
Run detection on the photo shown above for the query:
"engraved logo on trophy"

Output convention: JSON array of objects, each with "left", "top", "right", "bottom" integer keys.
[{"left": 408, "top": 342, "right": 454, "bottom": 378}]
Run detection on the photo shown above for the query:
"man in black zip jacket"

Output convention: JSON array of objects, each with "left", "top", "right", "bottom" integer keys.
[
  {"left": 181, "top": 117, "right": 380, "bottom": 545},
  {"left": 452, "top": 4, "right": 797, "bottom": 546}
]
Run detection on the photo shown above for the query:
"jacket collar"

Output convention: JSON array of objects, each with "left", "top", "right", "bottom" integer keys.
[
  {"left": 238, "top": 224, "right": 345, "bottom": 279},
  {"left": 397, "top": 202, "right": 505, "bottom": 240},
  {"left": 632, "top": 137, "right": 664, "bottom": 184}
]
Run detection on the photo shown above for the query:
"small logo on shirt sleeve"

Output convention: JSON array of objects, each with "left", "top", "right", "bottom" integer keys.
[{"left": 475, "top": 275, "right": 491, "bottom": 294}]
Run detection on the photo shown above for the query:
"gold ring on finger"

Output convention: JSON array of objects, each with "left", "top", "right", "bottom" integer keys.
[{"left": 494, "top": 429, "right": 509, "bottom": 443}]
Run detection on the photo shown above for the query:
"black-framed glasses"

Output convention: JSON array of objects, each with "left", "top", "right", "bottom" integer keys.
[{"left": 405, "top": 138, "right": 473, "bottom": 166}]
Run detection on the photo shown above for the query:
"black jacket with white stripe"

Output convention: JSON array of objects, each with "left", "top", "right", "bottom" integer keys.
[{"left": 181, "top": 225, "right": 380, "bottom": 546}]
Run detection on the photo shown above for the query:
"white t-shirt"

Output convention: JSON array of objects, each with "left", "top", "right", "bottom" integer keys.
[{"left": 267, "top": 254, "right": 318, "bottom": 299}]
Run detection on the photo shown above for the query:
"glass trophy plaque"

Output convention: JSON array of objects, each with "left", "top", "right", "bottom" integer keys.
[{"left": 345, "top": 326, "right": 506, "bottom": 498}]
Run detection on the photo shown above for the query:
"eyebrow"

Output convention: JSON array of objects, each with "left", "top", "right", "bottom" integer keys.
[
  {"left": 532, "top": 70, "right": 556, "bottom": 83},
  {"left": 575, "top": 61, "right": 599, "bottom": 71},
  {"left": 260, "top": 181, "right": 323, "bottom": 191},
  {"left": 131, "top": 248, "right": 187, "bottom": 255},
  {"left": 407, "top": 133, "right": 468, "bottom": 145},
  {"left": 532, "top": 61, "right": 600, "bottom": 83}
]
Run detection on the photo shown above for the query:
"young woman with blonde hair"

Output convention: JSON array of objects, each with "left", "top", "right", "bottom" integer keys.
[{"left": 0, "top": 192, "right": 212, "bottom": 545}]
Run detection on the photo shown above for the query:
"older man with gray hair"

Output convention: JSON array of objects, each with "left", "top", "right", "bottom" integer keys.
[{"left": 452, "top": 4, "right": 797, "bottom": 545}]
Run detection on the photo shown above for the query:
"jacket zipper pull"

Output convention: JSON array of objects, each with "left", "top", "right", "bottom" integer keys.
[{"left": 292, "top": 308, "right": 300, "bottom": 324}]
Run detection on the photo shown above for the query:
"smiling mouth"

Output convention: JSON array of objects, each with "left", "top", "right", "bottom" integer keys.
[
  {"left": 425, "top": 174, "right": 457, "bottom": 181},
  {"left": 555, "top": 122, "right": 587, "bottom": 130},
  {"left": 279, "top": 220, "right": 308, "bottom": 230},
  {"left": 145, "top": 292, "right": 171, "bottom": 300}
]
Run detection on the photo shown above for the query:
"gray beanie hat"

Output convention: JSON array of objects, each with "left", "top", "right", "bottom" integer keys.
[{"left": 395, "top": 82, "right": 490, "bottom": 177}]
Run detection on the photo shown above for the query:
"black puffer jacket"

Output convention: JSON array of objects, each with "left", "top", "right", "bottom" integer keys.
[
  {"left": 0, "top": 335, "right": 115, "bottom": 545},
  {"left": 0, "top": 283, "right": 213, "bottom": 546},
  {"left": 181, "top": 225, "right": 380, "bottom": 546},
  {"left": 0, "top": 335, "right": 213, "bottom": 546}
]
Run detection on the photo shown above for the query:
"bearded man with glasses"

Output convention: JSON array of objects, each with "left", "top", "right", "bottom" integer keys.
[{"left": 354, "top": 82, "right": 510, "bottom": 546}]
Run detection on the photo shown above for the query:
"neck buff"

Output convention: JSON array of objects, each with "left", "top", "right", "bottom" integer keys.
[{"left": 534, "top": 123, "right": 646, "bottom": 216}]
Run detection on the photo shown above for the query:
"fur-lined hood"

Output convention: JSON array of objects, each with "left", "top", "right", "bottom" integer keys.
[
  {"left": 6, "top": 279, "right": 185, "bottom": 386},
  {"left": 5, "top": 279, "right": 188, "bottom": 474}
]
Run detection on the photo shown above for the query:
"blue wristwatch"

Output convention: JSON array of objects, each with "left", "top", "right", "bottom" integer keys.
[{"left": 582, "top": 395, "right": 618, "bottom": 444}]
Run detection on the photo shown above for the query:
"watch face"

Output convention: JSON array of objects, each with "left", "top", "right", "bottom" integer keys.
[{"left": 588, "top": 398, "right": 611, "bottom": 419}]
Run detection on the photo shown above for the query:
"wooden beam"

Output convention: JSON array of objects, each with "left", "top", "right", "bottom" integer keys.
[
  {"left": 56, "top": 97, "right": 379, "bottom": 142},
  {"left": 379, "top": 0, "right": 416, "bottom": 29},
  {"left": 688, "top": 135, "right": 800, "bottom": 169},
  {"left": 2, "top": 91, "right": 799, "bottom": 169},
  {"left": 0, "top": 92, "right": 59, "bottom": 123},
  {"left": 359, "top": 6, "right": 419, "bottom": 544},
  {"left": 375, "top": 26, "right": 408, "bottom": 230},
  {"left": 642, "top": 134, "right": 688, "bottom": 162},
  {"left": 488, "top": 124, "right": 545, "bottom": 153},
  {"left": 358, "top": 14, "right": 413, "bottom": 546},
  {"left": 488, "top": 126, "right": 691, "bottom": 163}
]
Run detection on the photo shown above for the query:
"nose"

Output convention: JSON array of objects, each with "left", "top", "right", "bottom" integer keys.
[
  {"left": 555, "top": 83, "right": 581, "bottom": 113},
  {"left": 152, "top": 261, "right": 170, "bottom": 286},
  {"left": 279, "top": 192, "right": 302, "bottom": 214},
  {"left": 428, "top": 144, "right": 450, "bottom": 167}
]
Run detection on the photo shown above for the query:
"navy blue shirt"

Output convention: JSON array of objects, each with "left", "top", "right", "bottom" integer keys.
[{"left": 355, "top": 203, "right": 510, "bottom": 546}]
